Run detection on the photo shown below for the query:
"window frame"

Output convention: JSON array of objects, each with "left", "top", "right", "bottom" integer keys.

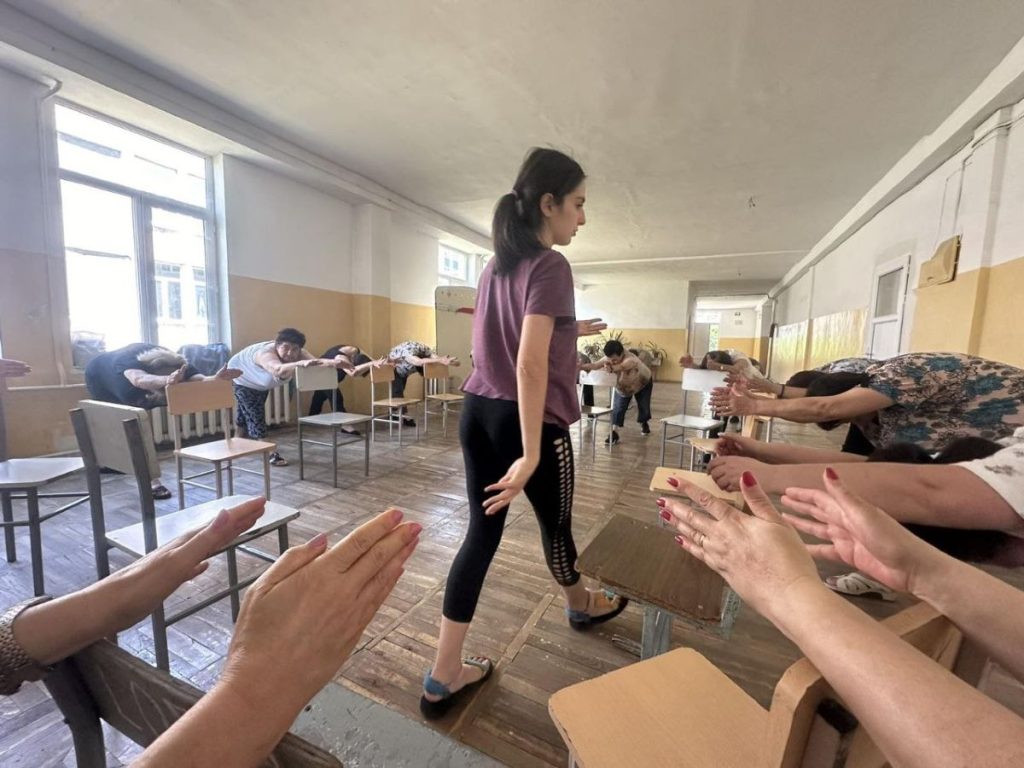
[{"left": 55, "top": 101, "right": 220, "bottom": 363}]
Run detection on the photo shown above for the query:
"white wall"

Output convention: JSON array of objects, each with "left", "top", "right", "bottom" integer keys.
[
  {"left": 390, "top": 218, "right": 441, "bottom": 306},
  {"left": 575, "top": 278, "right": 690, "bottom": 329},
  {"left": 718, "top": 308, "right": 757, "bottom": 338},
  {"left": 0, "top": 67, "right": 49, "bottom": 255},
  {"left": 220, "top": 155, "right": 355, "bottom": 292}
]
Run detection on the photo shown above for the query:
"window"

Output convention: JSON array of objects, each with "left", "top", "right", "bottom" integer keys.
[
  {"left": 438, "top": 245, "right": 469, "bottom": 282},
  {"left": 56, "top": 104, "right": 218, "bottom": 363}
]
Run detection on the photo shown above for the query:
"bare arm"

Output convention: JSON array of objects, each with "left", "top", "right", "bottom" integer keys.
[
  {"left": 123, "top": 368, "right": 176, "bottom": 391},
  {"left": 758, "top": 387, "right": 893, "bottom": 422},
  {"left": 255, "top": 349, "right": 316, "bottom": 378}
]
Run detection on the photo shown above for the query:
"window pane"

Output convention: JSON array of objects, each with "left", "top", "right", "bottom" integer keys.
[
  {"left": 874, "top": 268, "right": 902, "bottom": 318},
  {"left": 151, "top": 208, "right": 210, "bottom": 349},
  {"left": 56, "top": 104, "right": 207, "bottom": 207},
  {"left": 60, "top": 180, "right": 142, "bottom": 359}
]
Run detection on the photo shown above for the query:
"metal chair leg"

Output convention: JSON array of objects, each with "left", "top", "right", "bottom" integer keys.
[
  {"left": 27, "top": 489, "right": 44, "bottom": 596},
  {"left": 332, "top": 426, "right": 339, "bottom": 488},
  {"left": 152, "top": 605, "right": 170, "bottom": 671},
  {"left": 1, "top": 491, "right": 15, "bottom": 562},
  {"left": 262, "top": 452, "right": 271, "bottom": 501},
  {"left": 226, "top": 546, "right": 240, "bottom": 621},
  {"left": 298, "top": 421, "right": 305, "bottom": 480}
]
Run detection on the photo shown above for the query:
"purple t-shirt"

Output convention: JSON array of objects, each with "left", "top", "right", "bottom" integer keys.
[{"left": 463, "top": 249, "right": 580, "bottom": 429}]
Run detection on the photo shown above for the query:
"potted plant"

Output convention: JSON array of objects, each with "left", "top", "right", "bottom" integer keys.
[{"left": 642, "top": 340, "right": 668, "bottom": 367}]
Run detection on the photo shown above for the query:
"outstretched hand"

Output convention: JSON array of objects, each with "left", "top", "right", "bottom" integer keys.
[
  {"left": 576, "top": 318, "right": 607, "bottom": 337},
  {"left": 213, "top": 365, "right": 243, "bottom": 381},
  {"left": 0, "top": 358, "right": 31, "bottom": 378},
  {"left": 166, "top": 364, "right": 191, "bottom": 386},
  {"left": 660, "top": 471, "right": 821, "bottom": 620},
  {"left": 781, "top": 469, "right": 944, "bottom": 595},
  {"left": 709, "top": 381, "right": 758, "bottom": 417}
]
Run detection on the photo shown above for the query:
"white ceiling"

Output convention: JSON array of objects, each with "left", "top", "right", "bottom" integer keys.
[{"left": 7, "top": 0, "right": 1024, "bottom": 282}]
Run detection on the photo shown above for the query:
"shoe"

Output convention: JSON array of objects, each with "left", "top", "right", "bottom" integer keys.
[
  {"left": 566, "top": 591, "right": 630, "bottom": 631},
  {"left": 825, "top": 572, "right": 895, "bottom": 601},
  {"left": 402, "top": 417, "right": 417, "bottom": 428},
  {"left": 150, "top": 484, "right": 172, "bottom": 500},
  {"left": 604, "top": 431, "right": 620, "bottom": 446},
  {"left": 269, "top": 452, "right": 289, "bottom": 467},
  {"left": 341, "top": 427, "right": 362, "bottom": 436},
  {"left": 420, "top": 656, "right": 494, "bottom": 720},
  {"left": 641, "top": 421, "right": 651, "bottom": 436}
]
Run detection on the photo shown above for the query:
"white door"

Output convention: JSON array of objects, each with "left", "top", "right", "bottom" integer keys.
[{"left": 866, "top": 255, "right": 910, "bottom": 360}]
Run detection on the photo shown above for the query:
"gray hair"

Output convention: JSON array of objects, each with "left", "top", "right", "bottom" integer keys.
[{"left": 136, "top": 347, "right": 186, "bottom": 370}]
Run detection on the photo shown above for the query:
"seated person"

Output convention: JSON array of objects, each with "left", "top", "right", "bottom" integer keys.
[
  {"left": 229, "top": 328, "right": 349, "bottom": 466},
  {"left": 0, "top": 498, "right": 419, "bottom": 766},
  {"left": 386, "top": 340, "right": 459, "bottom": 427},
  {"left": 581, "top": 339, "right": 653, "bottom": 443},
  {"left": 711, "top": 352, "right": 1024, "bottom": 453},
  {"left": 85, "top": 343, "right": 240, "bottom": 499},
  {"left": 308, "top": 344, "right": 382, "bottom": 435},
  {"left": 660, "top": 470, "right": 1024, "bottom": 767}
]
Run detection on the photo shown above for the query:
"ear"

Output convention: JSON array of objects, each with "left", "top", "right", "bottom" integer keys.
[{"left": 538, "top": 191, "right": 556, "bottom": 218}]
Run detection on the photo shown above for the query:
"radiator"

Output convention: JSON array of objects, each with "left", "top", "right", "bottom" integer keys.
[{"left": 149, "top": 385, "right": 292, "bottom": 445}]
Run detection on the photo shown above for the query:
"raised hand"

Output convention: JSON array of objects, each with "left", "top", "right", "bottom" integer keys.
[
  {"left": 482, "top": 456, "right": 539, "bottom": 515},
  {"left": 781, "top": 469, "right": 944, "bottom": 595},
  {"left": 219, "top": 508, "right": 420, "bottom": 709},
  {"left": 0, "top": 358, "right": 31, "bottom": 378},
  {"left": 709, "top": 382, "right": 757, "bottom": 417},
  {"left": 707, "top": 455, "right": 766, "bottom": 491},
  {"left": 213, "top": 365, "right": 243, "bottom": 381},
  {"left": 576, "top": 318, "right": 607, "bottom": 337},
  {"left": 659, "top": 471, "right": 821, "bottom": 620},
  {"left": 678, "top": 354, "right": 695, "bottom": 368},
  {"left": 166, "top": 364, "right": 191, "bottom": 386}
]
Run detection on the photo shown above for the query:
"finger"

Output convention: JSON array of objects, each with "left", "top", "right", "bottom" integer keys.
[
  {"left": 175, "top": 497, "right": 266, "bottom": 560},
  {"left": 781, "top": 512, "right": 830, "bottom": 540},
  {"left": 358, "top": 536, "right": 417, "bottom": 605},
  {"left": 321, "top": 508, "right": 404, "bottom": 572},
  {"left": 805, "top": 543, "right": 844, "bottom": 563},
  {"left": 821, "top": 467, "right": 878, "bottom": 519},
  {"left": 658, "top": 496, "right": 714, "bottom": 535},
  {"left": 187, "top": 560, "right": 211, "bottom": 580},
  {"left": 674, "top": 531, "right": 710, "bottom": 565},
  {"left": 256, "top": 532, "right": 329, "bottom": 588},
  {"left": 737, "top": 472, "right": 784, "bottom": 524},
  {"left": 674, "top": 479, "right": 734, "bottom": 522},
  {"left": 482, "top": 491, "right": 515, "bottom": 514},
  {"left": 781, "top": 488, "right": 842, "bottom": 524},
  {"left": 344, "top": 521, "right": 422, "bottom": 588},
  {"left": 483, "top": 476, "right": 513, "bottom": 493}
]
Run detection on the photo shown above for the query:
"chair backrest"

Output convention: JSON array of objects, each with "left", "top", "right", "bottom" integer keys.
[
  {"left": 75, "top": 400, "right": 160, "bottom": 479},
  {"left": 765, "top": 601, "right": 963, "bottom": 768},
  {"left": 45, "top": 640, "right": 342, "bottom": 768},
  {"left": 423, "top": 362, "right": 449, "bottom": 396},
  {"left": 369, "top": 363, "right": 397, "bottom": 385},
  {"left": 166, "top": 378, "right": 235, "bottom": 415},
  {"left": 681, "top": 368, "right": 728, "bottom": 394},
  {"left": 295, "top": 365, "right": 339, "bottom": 393},
  {"left": 579, "top": 370, "right": 619, "bottom": 388}
]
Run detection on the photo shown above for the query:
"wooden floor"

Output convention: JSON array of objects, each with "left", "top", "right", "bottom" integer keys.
[{"left": 3, "top": 386, "right": 1024, "bottom": 766}]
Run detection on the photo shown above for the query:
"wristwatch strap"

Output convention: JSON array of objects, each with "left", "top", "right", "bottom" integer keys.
[{"left": 0, "top": 595, "right": 53, "bottom": 695}]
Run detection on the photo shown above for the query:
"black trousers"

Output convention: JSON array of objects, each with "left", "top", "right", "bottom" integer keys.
[
  {"left": 309, "top": 387, "right": 346, "bottom": 416},
  {"left": 443, "top": 393, "right": 580, "bottom": 623},
  {"left": 611, "top": 379, "right": 653, "bottom": 427}
]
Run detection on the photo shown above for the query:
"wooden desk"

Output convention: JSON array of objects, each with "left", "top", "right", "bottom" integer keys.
[
  {"left": 577, "top": 514, "right": 739, "bottom": 658},
  {"left": 649, "top": 467, "right": 744, "bottom": 508}
]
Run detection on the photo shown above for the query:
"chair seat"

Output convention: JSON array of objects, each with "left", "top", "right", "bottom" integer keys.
[
  {"left": 649, "top": 467, "right": 745, "bottom": 508},
  {"left": 426, "top": 393, "right": 464, "bottom": 402},
  {"left": 686, "top": 437, "right": 722, "bottom": 454},
  {"left": 299, "top": 412, "right": 373, "bottom": 427},
  {"left": 581, "top": 405, "right": 613, "bottom": 416},
  {"left": 0, "top": 457, "right": 85, "bottom": 488},
  {"left": 661, "top": 414, "right": 723, "bottom": 432},
  {"left": 107, "top": 494, "right": 298, "bottom": 557},
  {"left": 549, "top": 647, "right": 766, "bottom": 768},
  {"left": 372, "top": 397, "right": 421, "bottom": 408},
  {"left": 176, "top": 437, "right": 276, "bottom": 462}
]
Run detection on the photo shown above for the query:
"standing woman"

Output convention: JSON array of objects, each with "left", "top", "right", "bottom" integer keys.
[{"left": 421, "top": 148, "right": 628, "bottom": 719}]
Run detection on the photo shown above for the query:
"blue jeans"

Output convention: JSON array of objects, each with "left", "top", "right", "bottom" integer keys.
[{"left": 611, "top": 379, "right": 653, "bottom": 427}]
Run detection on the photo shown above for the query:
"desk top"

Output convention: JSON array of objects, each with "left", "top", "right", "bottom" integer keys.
[
  {"left": 577, "top": 514, "right": 729, "bottom": 623},
  {"left": 0, "top": 457, "right": 85, "bottom": 488},
  {"left": 650, "top": 467, "right": 745, "bottom": 508}
]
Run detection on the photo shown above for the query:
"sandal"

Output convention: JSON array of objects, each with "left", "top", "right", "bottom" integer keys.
[
  {"left": 566, "top": 590, "right": 630, "bottom": 631},
  {"left": 825, "top": 572, "right": 895, "bottom": 601},
  {"left": 269, "top": 452, "right": 289, "bottom": 467},
  {"left": 150, "top": 484, "right": 172, "bottom": 500},
  {"left": 420, "top": 656, "right": 494, "bottom": 720}
]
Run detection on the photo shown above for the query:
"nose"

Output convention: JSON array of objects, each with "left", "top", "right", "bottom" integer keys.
[{"left": 578, "top": 209, "right": 586, "bottom": 226}]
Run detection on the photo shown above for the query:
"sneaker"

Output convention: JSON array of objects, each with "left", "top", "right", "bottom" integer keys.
[
  {"left": 604, "top": 431, "right": 620, "bottom": 446},
  {"left": 402, "top": 417, "right": 417, "bottom": 428},
  {"left": 269, "top": 452, "right": 289, "bottom": 467},
  {"left": 641, "top": 421, "right": 651, "bottom": 436}
]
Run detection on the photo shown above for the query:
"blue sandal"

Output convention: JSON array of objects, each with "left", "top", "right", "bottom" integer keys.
[
  {"left": 566, "top": 591, "right": 630, "bottom": 631},
  {"left": 419, "top": 656, "right": 494, "bottom": 720}
]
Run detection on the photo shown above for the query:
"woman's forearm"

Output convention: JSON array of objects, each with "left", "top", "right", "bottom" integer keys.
[
  {"left": 517, "top": 360, "right": 547, "bottom": 460},
  {"left": 772, "top": 582, "right": 1024, "bottom": 768},
  {"left": 760, "top": 396, "right": 843, "bottom": 423},
  {"left": 754, "top": 442, "right": 866, "bottom": 466}
]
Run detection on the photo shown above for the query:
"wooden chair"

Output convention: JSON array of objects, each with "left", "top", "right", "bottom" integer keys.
[
  {"left": 422, "top": 362, "right": 463, "bottom": 437},
  {"left": 577, "top": 369, "right": 617, "bottom": 456},
  {"left": 687, "top": 410, "right": 774, "bottom": 465},
  {"left": 549, "top": 601, "right": 964, "bottom": 768},
  {"left": 295, "top": 366, "right": 372, "bottom": 485},
  {"left": 72, "top": 401, "right": 298, "bottom": 670},
  {"left": 45, "top": 639, "right": 341, "bottom": 767},
  {"left": 368, "top": 364, "right": 420, "bottom": 445},
  {"left": 167, "top": 378, "right": 276, "bottom": 509},
  {"left": 659, "top": 368, "right": 727, "bottom": 468}
]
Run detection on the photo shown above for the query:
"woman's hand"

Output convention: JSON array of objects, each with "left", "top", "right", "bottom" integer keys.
[
  {"left": 165, "top": 364, "right": 191, "bottom": 387},
  {"left": 213, "top": 365, "right": 243, "bottom": 381},
  {"left": 302, "top": 359, "right": 324, "bottom": 368},
  {"left": 218, "top": 508, "right": 420, "bottom": 710},
  {"left": 576, "top": 318, "right": 607, "bottom": 337},
  {"left": 483, "top": 456, "right": 540, "bottom": 515},
  {"left": 0, "top": 358, "right": 31, "bottom": 378},
  {"left": 659, "top": 471, "right": 823, "bottom": 621},
  {"left": 707, "top": 455, "right": 767, "bottom": 491},
  {"left": 781, "top": 469, "right": 946, "bottom": 595},
  {"left": 709, "top": 382, "right": 759, "bottom": 417}
]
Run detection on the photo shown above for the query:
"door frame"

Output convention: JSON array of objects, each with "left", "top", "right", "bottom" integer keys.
[{"left": 865, "top": 253, "right": 911, "bottom": 359}]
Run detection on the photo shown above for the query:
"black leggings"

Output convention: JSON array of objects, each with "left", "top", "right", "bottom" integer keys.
[{"left": 443, "top": 393, "right": 580, "bottom": 623}]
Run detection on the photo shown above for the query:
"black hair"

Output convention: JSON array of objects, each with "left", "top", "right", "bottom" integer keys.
[
  {"left": 868, "top": 436, "right": 1009, "bottom": 563},
  {"left": 604, "top": 340, "right": 625, "bottom": 357},
  {"left": 492, "top": 148, "right": 586, "bottom": 276},
  {"left": 700, "top": 350, "right": 734, "bottom": 368},
  {"left": 275, "top": 327, "right": 306, "bottom": 347},
  {"left": 785, "top": 370, "right": 823, "bottom": 389},
  {"left": 807, "top": 372, "right": 871, "bottom": 431}
]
